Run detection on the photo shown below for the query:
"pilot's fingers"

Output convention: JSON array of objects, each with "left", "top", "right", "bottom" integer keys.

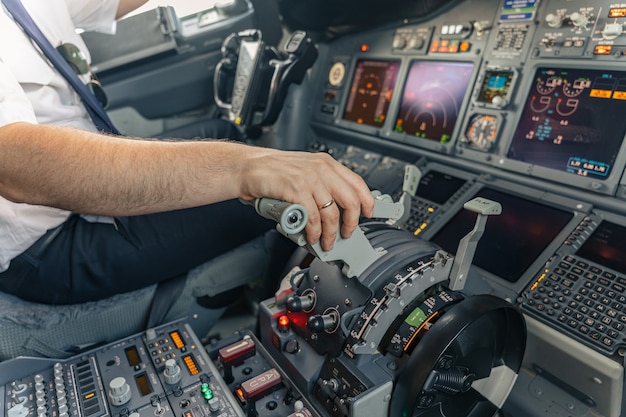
[
  {"left": 330, "top": 164, "right": 374, "bottom": 240},
  {"left": 314, "top": 160, "right": 374, "bottom": 248},
  {"left": 301, "top": 162, "right": 363, "bottom": 251},
  {"left": 339, "top": 201, "right": 360, "bottom": 240},
  {"left": 298, "top": 171, "right": 340, "bottom": 250},
  {"left": 295, "top": 182, "right": 329, "bottom": 248},
  {"left": 236, "top": 149, "right": 372, "bottom": 248},
  {"left": 313, "top": 195, "right": 340, "bottom": 251}
]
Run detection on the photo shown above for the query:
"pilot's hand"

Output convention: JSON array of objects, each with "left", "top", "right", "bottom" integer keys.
[{"left": 238, "top": 149, "right": 374, "bottom": 251}]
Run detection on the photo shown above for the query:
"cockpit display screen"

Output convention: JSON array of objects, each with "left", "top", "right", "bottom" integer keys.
[
  {"left": 343, "top": 59, "right": 401, "bottom": 127},
  {"left": 507, "top": 67, "right": 626, "bottom": 180},
  {"left": 576, "top": 220, "right": 626, "bottom": 274},
  {"left": 393, "top": 61, "right": 474, "bottom": 143},
  {"left": 477, "top": 69, "right": 514, "bottom": 104},
  {"left": 430, "top": 187, "right": 573, "bottom": 283},
  {"left": 416, "top": 170, "right": 466, "bottom": 204}
]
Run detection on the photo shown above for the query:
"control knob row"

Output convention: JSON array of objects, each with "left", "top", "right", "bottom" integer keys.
[
  {"left": 392, "top": 35, "right": 425, "bottom": 51},
  {"left": 545, "top": 12, "right": 590, "bottom": 29}
]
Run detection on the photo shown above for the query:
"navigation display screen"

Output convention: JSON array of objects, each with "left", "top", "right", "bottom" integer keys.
[
  {"left": 576, "top": 220, "right": 626, "bottom": 274},
  {"left": 343, "top": 59, "right": 401, "bottom": 127},
  {"left": 507, "top": 67, "right": 626, "bottom": 180},
  {"left": 394, "top": 61, "right": 474, "bottom": 143},
  {"left": 430, "top": 187, "right": 573, "bottom": 283}
]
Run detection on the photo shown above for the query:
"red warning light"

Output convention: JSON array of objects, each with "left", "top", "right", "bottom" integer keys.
[{"left": 360, "top": 44, "right": 369, "bottom": 52}]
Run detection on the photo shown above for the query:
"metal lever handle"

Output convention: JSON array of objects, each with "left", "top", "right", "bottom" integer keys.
[
  {"left": 448, "top": 197, "right": 502, "bottom": 291},
  {"left": 246, "top": 165, "right": 421, "bottom": 278}
]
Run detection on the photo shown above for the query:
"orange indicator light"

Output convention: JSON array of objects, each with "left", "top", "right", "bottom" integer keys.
[
  {"left": 278, "top": 315, "right": 290, "bottom": 328},
  {"left": 169, "top": 331, "right": 185, "bottom": 349},
  {"left": 183, "top": 354, "right": 199, "bottom": 375}
]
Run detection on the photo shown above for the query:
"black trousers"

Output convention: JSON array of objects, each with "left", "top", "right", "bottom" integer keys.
[{"left": 0, "top": 200, "right": 276, "bottom": 304}]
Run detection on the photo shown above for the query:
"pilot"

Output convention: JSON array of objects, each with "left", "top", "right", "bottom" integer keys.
[{"left": 0, "top": 0, "right": 375, "bottom": 304}]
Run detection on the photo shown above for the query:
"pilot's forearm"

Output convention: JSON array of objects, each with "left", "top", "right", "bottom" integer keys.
[
  {"left": 0, "top": 122, "right": 252, "bottom": 215},
  {"left": 0, "top": 122, "right": 375, "bottom": 250}
]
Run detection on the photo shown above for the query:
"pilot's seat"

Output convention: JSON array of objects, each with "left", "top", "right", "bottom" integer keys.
[{"left": 0, "top": 229, "right": 286, "bottom": 362}]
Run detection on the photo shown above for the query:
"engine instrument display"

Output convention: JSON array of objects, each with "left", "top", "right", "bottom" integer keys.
[
  {"left": 393, "top": 60, "right": 474, "bottom": 143},
  {"left": 343, "top": 59, "right": 401, "bottom": 127},
  {"left": 507, "top": 67, "right": 626, "bottom": 180},
  {"left": 431, "top": 187, "right": 573, "bottom": 283}
]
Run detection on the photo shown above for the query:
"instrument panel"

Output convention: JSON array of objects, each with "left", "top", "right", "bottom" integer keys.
[
  {"left": 293, "top": 0, "right": 626, "bottom": 416},
  {"left": 5, "top": 1, "right": 626, "bottom": 417},
  {"left": 312, "top": 0, "right": 626, "bottom": 197}
]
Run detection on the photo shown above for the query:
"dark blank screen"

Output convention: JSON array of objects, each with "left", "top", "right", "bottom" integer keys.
[
  {"left": 576, "top": 220, "right": 626, "bottom": 273},
  {"left": 416, "top": 170, "right": 466, "bottom": 205}
]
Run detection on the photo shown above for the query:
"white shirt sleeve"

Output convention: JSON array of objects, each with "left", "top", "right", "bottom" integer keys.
[
  {"left": 0, "top": 59, "right": 38, "bottom": 126},
  {"left": 65, "top": 0, "right": 121, "bottom": 34}
]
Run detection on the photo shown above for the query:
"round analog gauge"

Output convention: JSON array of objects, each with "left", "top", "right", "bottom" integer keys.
[
  {"left": 465, "top": 114, "right": 498, "bottom": 151},
  {"left": 328, "top": 62, "right": 346, "bottom": 87}
]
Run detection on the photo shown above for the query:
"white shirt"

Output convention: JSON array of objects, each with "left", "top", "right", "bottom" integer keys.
[{"left": 0, "top": 0, "right": 120, "bottom": 272}]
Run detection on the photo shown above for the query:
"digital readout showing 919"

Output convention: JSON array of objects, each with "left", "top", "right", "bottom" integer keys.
[{"left": 507, "top": 67, "right": 626, "bottom": 180}]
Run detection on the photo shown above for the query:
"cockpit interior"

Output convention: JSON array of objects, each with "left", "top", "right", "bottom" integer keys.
[{"left": 3, "top": 0, "right": 626, "bottom": 416}]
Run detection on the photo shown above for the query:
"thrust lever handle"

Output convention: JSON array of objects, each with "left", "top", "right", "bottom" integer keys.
[
  {"left": 371, "top": 164, "right": 421, "bottom": 228},
  {"left": 248, "top": 164, "right": 421, "bottom": 278},
  {"left": 448, "top": 197, "right": 502, "bottom": 291}
]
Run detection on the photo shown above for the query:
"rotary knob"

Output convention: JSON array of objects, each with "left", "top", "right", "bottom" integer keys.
[
  {"left": 602, "top": 23, "right": 623, "bottom": 40},
  {"left": 7, "top": 404, "right": 28, "bottom": 417},
  {"left": 36, "top": 405, "right": 47, "bottom": 417},
  {"left": 392, "top": 35, "right": 407, "bottom": 50},
  {"left": 407, "top": 36, "right": 425, "bottom": 50},
  {"left": 569, "top": 12, "right": 588, "bottom": 28},
  {"left": 545, "top": 13, "right": 563, "bottom": 28},
  {"left": 491, "top": 95, "right": 506, "bottom": 108},
  {"left": 108, "top": 377, "right": 132, "bottom": 406},
  {"left": 163, "top": 359, "right": 182, "bottom": 385}
]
